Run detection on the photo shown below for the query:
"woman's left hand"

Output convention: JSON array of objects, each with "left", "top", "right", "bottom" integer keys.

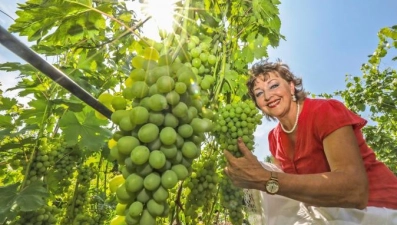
[{"left": 224, "top": 138, "right": 270, "bottom": 190}]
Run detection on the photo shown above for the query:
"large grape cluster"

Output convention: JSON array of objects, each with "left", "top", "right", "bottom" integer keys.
[
  {"left": 183, "top": 148, "right": 219, "bottom": 224},
  {"left": 107, "top": 43, "right": 213, "bottom": 225},
  {"left": 213, "top": 100, "right": 263, "bottom": 225},
  {"left": 214, "top": 101, "right": 262, "bottom": 160}
]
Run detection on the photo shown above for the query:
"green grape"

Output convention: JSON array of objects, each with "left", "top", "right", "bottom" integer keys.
[
  {"left": 107, "top": 41, "right": 214, "bottom": 224},
  {"left": 213, "top": 100, "right": 263, "bottom": 225},
  {"left": 183, "top": 147, "right": 219, "bottom": 224}
]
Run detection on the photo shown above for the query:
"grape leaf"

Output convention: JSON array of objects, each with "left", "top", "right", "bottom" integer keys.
[
  {"left": 0, "top": 128, "right": 13, "bottom": 137},
  {"left": 51, "top": 99, "right": 85, "bottom": 112},
  {"left": 18, "top": 99, "right": 47, "bottom": 124},
  {"left": 0, "top": 96, "right": 19, "bottom": 111},
  {"left": 0, "top": 182, "right": 48, "bottom": 223},
  {"left": 59, "top": 107, "right": 111, "bottom": 150},
  {"left": 0, "top": 183, "right": 19, "bottom": 222},
  {"left": 0, "top": 137, "right": 36, "bottom": 151},
  {"left": 0, "top": 115, "right": 12, "bottom": 127},
  {"left": 17, "top": 182, "right": 49, "bottom": 211}
]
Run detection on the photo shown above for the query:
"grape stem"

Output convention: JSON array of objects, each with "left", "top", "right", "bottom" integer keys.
[
  {"left": 206, "top": 185, "right": 221, "bottom": 224},
  {"left": 69, "top": 172, "right": 81, "bottom": 220},
  {"left": 213, "top": 42, "right": 228, "bottom": 103},
  {"left": 175, "top": 181, "right": 185, "bottom": 211},
  {"left": 103, "top": 159, "right": 109, "bottom": 198}
]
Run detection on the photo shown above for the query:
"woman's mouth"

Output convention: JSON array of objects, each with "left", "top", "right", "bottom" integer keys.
[{"left": 267, "top": 100, "right": 280, "bottom": 108}]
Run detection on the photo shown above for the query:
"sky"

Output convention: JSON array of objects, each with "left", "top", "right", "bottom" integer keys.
[{"left": 1, "top": 1, "right": 397, "bottom": 160}]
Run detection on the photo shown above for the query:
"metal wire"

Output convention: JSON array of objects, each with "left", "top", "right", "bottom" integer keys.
[{"left": 0, "top": 25, "right": 113, "bottom": 120}]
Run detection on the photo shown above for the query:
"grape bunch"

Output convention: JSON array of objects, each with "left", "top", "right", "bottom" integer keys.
[
  {"left": 10, "top": 205, "right": 60, "bottom": 225},
  {"left": 52, "top": 145, "right": 79, "bottom": 178},
  {"left": 213, "top": 100, "right": 263, "bottom": 225},
  {"left": 8, "top": 152, "right": 25, "bottom": 171},
  {"left": 60, "top": 164, "right": 97, "bottom": 225},
  {"left": 107, "top": 43, "right": 213, "bottom": 225},
  {"left": 183, "top": 147, "right": 220, "bottom": 223},
  {"left": 219, "top": 178, "right": 246, "bottom": 225},
  {"left": 214, "top": 101, "right": 262, "bottom": 160},
  {"left": 25, "top": 138, "right": 55, "bottom": 185},
  {"left": 185, "top": 35, "right": 217, "bottom": 95},
  {"left": 47, "top": 144, "right": 81, "bottom": 193}
]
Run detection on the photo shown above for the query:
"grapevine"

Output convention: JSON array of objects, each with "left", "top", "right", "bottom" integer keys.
[
  {"left": 0, "top": 0, "right": 283, "bottom": 224},
  {"left": 213, "top": 100, "right": 263, "bottom": 225}
]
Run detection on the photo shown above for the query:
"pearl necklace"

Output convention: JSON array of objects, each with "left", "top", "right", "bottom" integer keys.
[{"left": 281, "top": 102, "right": 300, "bottom": 134}]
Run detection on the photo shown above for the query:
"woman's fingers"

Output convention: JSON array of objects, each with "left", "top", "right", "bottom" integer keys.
[
  {"left": 237, "top": 138, "right": 256, "bottom": 159},
  {"left": 223, "top": 149, "right": 236, "bottom": 164}
]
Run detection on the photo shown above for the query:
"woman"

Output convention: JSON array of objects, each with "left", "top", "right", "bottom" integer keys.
[{"left": 224, "top": 60, "right": 397, "bottom": 224}]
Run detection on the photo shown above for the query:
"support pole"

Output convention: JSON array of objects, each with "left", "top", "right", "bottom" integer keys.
[{"left": 0, "top": 25, "right": 113, "bottom": 120}]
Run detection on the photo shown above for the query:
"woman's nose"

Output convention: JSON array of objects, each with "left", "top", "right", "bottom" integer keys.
[{"left": 264, "top": 91, "right": 271, "bottom": 101}]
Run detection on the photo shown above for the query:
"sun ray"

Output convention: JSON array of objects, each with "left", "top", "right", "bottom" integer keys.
[{"left": 140, "top": 0, "right": 179, "bottom": 33}]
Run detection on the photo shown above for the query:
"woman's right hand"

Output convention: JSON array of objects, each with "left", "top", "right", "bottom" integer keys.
[{"left": 223, "top": 138, "right": 270, "bottom": 191}]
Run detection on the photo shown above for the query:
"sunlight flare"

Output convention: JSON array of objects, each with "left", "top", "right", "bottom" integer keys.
[{"left": 141, "top": 0, "right": 178, "bottom": 33}]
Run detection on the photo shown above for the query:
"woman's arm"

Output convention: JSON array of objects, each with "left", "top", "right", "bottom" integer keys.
[{"left": 224, "top": 126, "right": 369, "bottom": 209}]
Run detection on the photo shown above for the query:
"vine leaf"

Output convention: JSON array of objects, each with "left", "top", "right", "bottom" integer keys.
[
  {"left": 0, "top": 182, "right": 48, "bottom": 223},
  {"left": 51, "top": 99, "right": 85, "bottom": 112},
  {"left": 0, "top": 95, "right": 19, "bottom": 111},
  {"left": 0, "top": 115, "right": 12, "bottom": 127},
  {"left": 18, "top": 99, "right": 47, "bottom": 124},
  {"left": 59, "top": 107, "right": 111, "bottom": 150}
]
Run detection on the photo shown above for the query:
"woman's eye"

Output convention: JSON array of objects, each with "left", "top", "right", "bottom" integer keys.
[
  {"left": 270, "top": 84, "right": 279, "bottom": 89},
  {"left": 255, "top": 92, "right": 263, "bottom": 97}
]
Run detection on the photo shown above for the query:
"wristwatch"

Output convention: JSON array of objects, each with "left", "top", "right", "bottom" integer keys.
[{"left": 265, "top": 171, "right": 279, "bottom": 194}]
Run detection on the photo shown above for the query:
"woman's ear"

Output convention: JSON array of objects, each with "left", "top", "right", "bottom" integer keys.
[{"left": 289, "top": 82, "right": 295, "bottom": 95}]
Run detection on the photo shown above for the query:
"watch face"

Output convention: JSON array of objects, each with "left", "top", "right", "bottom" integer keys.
[{"left": 266, "top": 180, "right": 279, "bottom": 194}]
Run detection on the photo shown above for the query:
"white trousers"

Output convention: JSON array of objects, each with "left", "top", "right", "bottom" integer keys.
[{"left": 244, "top": 162, "right": 397, "bottom": 225}]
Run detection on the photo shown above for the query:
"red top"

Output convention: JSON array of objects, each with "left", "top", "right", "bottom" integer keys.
[{"left": 268, "top": 98, "right": 397, "bottom": 209}]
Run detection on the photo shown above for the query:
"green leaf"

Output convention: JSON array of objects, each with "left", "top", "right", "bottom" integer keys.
[
  {"left": 59, "top": 107, "right": 111, "bottom": 150},
  {"left": 0, "top": 183, "right": 19, "bottom": 223},
  {"left": 59, "top": 111, "right": 81, "bottom": 146},
  {"left": 254, "top": 46, "right": 268, "bottom": 59},
  {"left": 0, "top": 137, "right": 36, "bottom": 151},
  {"left": 51, "top": 99, "right": 85, "bottom": 112},
  {"left": 241, "top": 46, "right": 255, "bottom": 62},
  {"left": 0, "top": 115, "right": 13, "bottom": 127},
  {"left": 17, "top": 182, "right": 49, "bottom": 211},
  {"left": 18, "top": 99, "right": 48, "bottom": 124},
  {"left": 0, "top": 97, "right": 19, "bottom": 111},
  {"left": 0, "top": 128, "right": 13, "bottom": 138},
  {"left": 0, "top": 181, "right": 48, "bottom": 223}
]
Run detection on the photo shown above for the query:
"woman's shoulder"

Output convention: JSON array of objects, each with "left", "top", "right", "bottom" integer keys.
[
  {"left": 305, "top": 97, "right": 345, "bottom": 106},
  {"left": 303, "top": 98, "right": 367, "bottom": 133},
  {"left": 304, "top": 98, "right": 348, "bottom": 112}
]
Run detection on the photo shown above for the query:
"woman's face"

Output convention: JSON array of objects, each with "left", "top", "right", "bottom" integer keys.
[{"left": 253, "top": 71, "right": 295, "bottom": 119}]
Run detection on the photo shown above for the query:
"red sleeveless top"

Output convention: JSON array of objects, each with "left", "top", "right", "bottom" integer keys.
[{"left": 268, "top": 98, "right": 397, "bottom": 209}]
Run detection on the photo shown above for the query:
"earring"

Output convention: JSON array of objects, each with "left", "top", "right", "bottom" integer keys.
[{"left": 292, "top": 94, "right": 296, "bottom": 102}]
